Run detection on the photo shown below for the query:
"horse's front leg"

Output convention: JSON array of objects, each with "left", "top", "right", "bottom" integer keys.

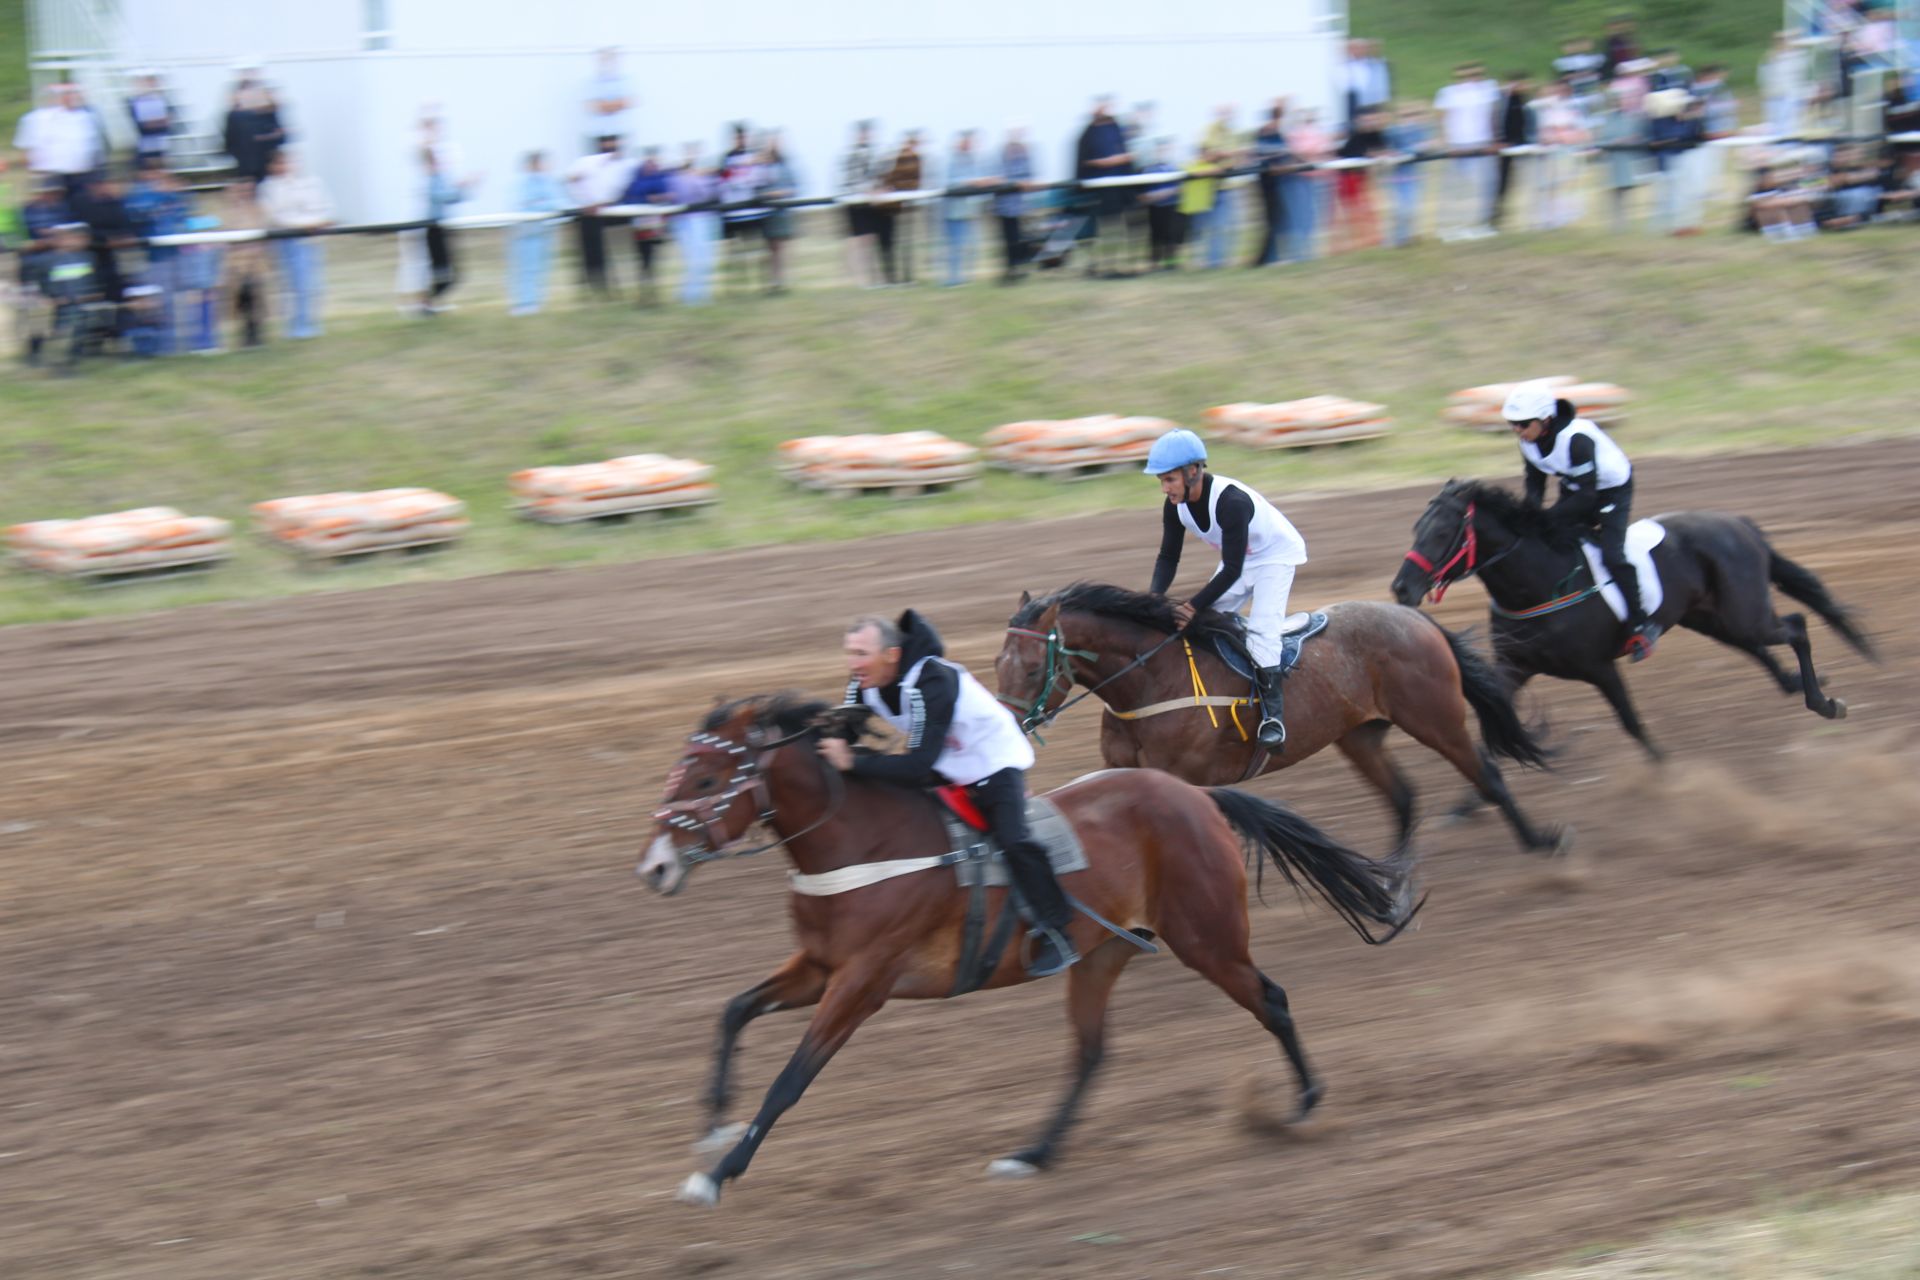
[
  {"left": 679, "top": 958, "right": 895, "bottom": 1206},
  {"left": 698, "top": 951, "right": 827, "bottom": 1151}
]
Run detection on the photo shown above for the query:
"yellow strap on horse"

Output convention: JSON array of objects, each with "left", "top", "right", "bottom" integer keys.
[{"left": 1106, "top": 639, "right": 1251, "bottom": 742}]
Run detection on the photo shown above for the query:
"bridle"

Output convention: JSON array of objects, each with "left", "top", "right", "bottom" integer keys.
[
  {"left": 1000, "top": 621, "right": 1181, "bottom": 740},
  {"left": 653, "top": 724, "right": 843, "bottom": 866},
  {"left": 1402, "top": 499, "right": 1517, "bottom": 603}
]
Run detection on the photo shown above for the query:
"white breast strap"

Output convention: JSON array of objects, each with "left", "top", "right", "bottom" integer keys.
[{"left": 788, "top": 855, "right": 950, "bottom": 897}]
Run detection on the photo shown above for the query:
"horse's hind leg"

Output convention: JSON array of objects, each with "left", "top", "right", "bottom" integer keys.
[
  {"left": 1335, "top": 720, "right": 1417, "bottom": 854},
  {"left": 1399, "top": 706, "right": 1565, "bottom": 855},
  {"left": 1163, "top": 924, "right": 1321, "bottom": 1120},
  {"left": 1682, "top": 613, "right": 1802, "bottom": 695},
  {"left": 1777, "top": 611, "right": 1847, "bottom": 719},
  {"left": 989, "top": 937, "right": 1136, "bottom": 1177},
  {"left": 698, "top": 951, "right": 827, "bottom": 1150}
]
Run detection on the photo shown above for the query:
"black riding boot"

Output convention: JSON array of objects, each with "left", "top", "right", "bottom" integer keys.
[
  {"left": 1608, "top": 561, "right": 1660, "bottom": 661},
  {"left": 972, "top": 767, "right": 1078, "bottom": 977},
  {"left": 1255, "top": 664, "right": 1288, "bottom": 749}
]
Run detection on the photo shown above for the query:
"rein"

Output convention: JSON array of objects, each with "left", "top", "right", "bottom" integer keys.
[
  {"left": 1402, "top": 500, "right": 1518, "bottom": 603},
  {"left": 1002, "top": 625, "right": 1183, "bottom": 739},
  {"left": 655, "top": 724, "right": 844, "bottom": 865}
]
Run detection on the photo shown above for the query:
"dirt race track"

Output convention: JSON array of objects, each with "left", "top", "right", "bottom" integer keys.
[{"left": 4, "top": 442, "right": 1919, "bottom": 1279}]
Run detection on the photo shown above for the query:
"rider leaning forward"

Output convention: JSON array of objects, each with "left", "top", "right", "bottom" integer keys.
[
  {"left": 1502, "top": 381, "right": 1660, "bottom": 660},
  {"left": 1143, "top": 429, "right": 1308, "bottom": 749},
  {"left": 820, "top": 610, "right": 1081, "bottom": 977}
]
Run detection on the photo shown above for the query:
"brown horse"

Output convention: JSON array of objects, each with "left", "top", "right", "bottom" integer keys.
[
  {"left": 996, "top": 584, "right": 1567, "bottom": 856},
  {"left": 637, "top": 694, "right": 1417, "bottom": 1205}
]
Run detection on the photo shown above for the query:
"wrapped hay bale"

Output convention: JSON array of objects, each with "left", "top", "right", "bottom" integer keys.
[
  {"left": 254, "top": 489, "right": 468, "bottom": 557},
  {"left": 985, "top": 415, "right": 1173, "bottom": 474},
  {"left": 1446, "top": 377, "right": 1629, "bottom": 432},
  {"left": 511, "top": 454, "right": 718, "bottom": 521},
  {"left": 777, "top": 432, "right": 981, "bottom": 494},
  {"left": 7, "top": 507, "right": 233, "bottom": 578},
  {"left": 1202, "top": 397, "right": 1392, "bottom": 448}
]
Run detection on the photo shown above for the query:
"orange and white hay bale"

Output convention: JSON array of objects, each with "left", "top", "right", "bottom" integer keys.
[
  {"left": 778, "top": 432, "right": 981, "bottom": 491},
  {"left": 1446, "top": 377, "right": 1630, "bottom": 432},
  {"left": 985, "top": 415, "right": 1173, "bottom": 470},
  {"left": 512, "top": 454, "right": 718, "bottom": 521},
  {"left": 1203, "top": 397, "right": 1392, "bottom": 449},
  {"left": 7, "top": 507, "right": 233, "bottom": 577},
  {"left": 253, "top": 488, "right": 469, "bottom": 556}
]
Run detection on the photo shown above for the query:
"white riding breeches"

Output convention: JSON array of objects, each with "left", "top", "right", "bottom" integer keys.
[{"left": 1207, "top": 562, "right": 1295, "bottom": 668}]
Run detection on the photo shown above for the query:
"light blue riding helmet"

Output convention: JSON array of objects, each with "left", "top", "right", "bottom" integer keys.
[{"left": 1143, "top": 428, "right": 1208, "bottom": 475}]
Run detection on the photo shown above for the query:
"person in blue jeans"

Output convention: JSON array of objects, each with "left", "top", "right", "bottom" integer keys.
[
  {"left": 941, "top": 129, "right": 989, "bottom": 286},
  {"left": 509, "top": 150, "right": 564, "bottom": 315},
  {"left": 1383, "top": 102, "right": 1433, "bottom": 246},
  {"left": 124, "top": 159, "right": 191, "bottom": 352},
  {"left": 256, "top": 150, "right": 334, "bottom": 339}
]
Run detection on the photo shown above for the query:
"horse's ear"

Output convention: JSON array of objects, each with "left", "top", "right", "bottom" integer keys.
[{"left": 1018, "top": 589, "right": 1032, "bottom": 607}]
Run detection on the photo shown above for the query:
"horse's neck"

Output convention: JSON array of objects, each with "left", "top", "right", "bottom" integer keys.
[
  {"left": 1074, "top": 618, "right": 1197, "bottom": 707},
  {"left": 767, "top": 754, "right": 939, "bottom": 876},
  {"left": 1478, "top": 522, "right": 1583, "bottom": 605}
]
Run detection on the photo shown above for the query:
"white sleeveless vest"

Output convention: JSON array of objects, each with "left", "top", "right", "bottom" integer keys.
[
  {"left": 861, "top": 656, "right": 1034, "bottom": 786},
  {"left": 1175, "top": 474, "right": 1308, "bottom": 568},
  {"left": 1519, "top": 419, "right": 1632, "bottom": 491}
]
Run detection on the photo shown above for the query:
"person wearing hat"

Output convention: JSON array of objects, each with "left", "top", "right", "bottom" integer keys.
[
  {"left": 1142, "top": 429, "right": 1308, "bottom": 748},
  {"left": 1502, "top": 381, "right": 1658, "bottom": 660}
]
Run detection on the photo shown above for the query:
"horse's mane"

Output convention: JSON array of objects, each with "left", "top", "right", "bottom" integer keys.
[
  {"left": 702, "top": 692, "right": 832, "bottom": 738},
  {"left": 1443, "top": 478, "right": 1567, "bottom": 546},
  {"left": 1014, "top": 581, "right": 1252, "bottom": 663}
]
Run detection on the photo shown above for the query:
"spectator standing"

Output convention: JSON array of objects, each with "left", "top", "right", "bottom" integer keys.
[
  {"left": 221, "top": 181, "right": 270, "bottom": 347},
  {"left": 508, "top": 149, "right": 565, "bottom": 315},
  {"left": 1248, "top": 100, "right": 1292, "bottom": 267},
  {"left": 620, "top": 147, "right": 673, "bottom": 305},
  {"left": 1139, "top": 138, "right": 1185, "bottom": 269},
  {"left": 1530, "top": 78, "right": 1590, "bottom": 229},
  {"left": 875, "top": 131, "right": 923, "bottom": 285},
  {"left": 257, "top": 149, "right": 334, "bottom": 339},
  {"left": 397, "top": 108, "right": 478, "bottom": 315},
  {"left": 1176, "top": 141, "right": 1222, "bottom": 266},
  {"left": 1434, "top": 62, "right": 1500, "bottom": 239},
  {"left": 175, "top": 209, "right": 225, "bottom": 353},
  {"left": 565, "top": 135, "right": 632, "bottom": 299},
  {"left": 222, "top": 70, "right": 287, "bottom": 184},
  {"left": 1601, "top": 14, "right": 1641, "bottom": 81},
  {"left": 1692, "top": 64, "right": 1740, "bottom": 205},
  {"left": 1488, "top": 71, "right": 1534, "bottom": 232},
  {"left": 1199, "top": 106, "right": 1243, "bottom": 268},
  {"left": 582, "top": 48, "right": 635, "bottom": 154},
  {"left": 15, "top": 183, "right": 72, "bottom": 362},
  {"left": 1593, "top": 85, "right": 1646, "bottom": 232},
  {"left": 668, "top": 144, "right": 719, "bottom": 305},
  {"left": 1343, "top": 39, "right": 1393, "bottom": 127},
  {"left": 74, "top": 170, "right": 137, "bottom": 303},
  {"left": 1333, "top": 107, "right": 1388, "bottom": 252},
  {"left": 757, "top": 134, "right": 799, "bottom": 295},
  {"left": 15, "top": 85, "right": 101, "bottom": 199},
  {"left": 1284, "top": 107, "right": 1334, "bottom": 260},
  {"left": 418, "top": 144, "right": 472, "bottom": 314},
  {"left": 716, "top": 124, "right": 770, "bottom": 290},
  {"left": 125, "top": 73, "right": 175, "bottom": 167},
  {"left": 123, "top": 160, "right": 191, "bottom": 351},
  {"left": 1645, "top": 87, "right": 1703, "bottom": 234},
  {"left": 1073, "top": 97, "right": 1134, "bottom": 277},
  {"left": 1383, "top": 101, "right": 1433, "bottom": 246},
  {"left": 1760, "top": 33, "right": 1809, "bottom": 138},
  {"left": 838, "top": 120, "right": 881, "bottom": 287},
  {"left": 1554, "top": 38, "right": 1606, "bottom": 105},
  {"left": 993, "top": 126, "right": 1034, "bottom": 283},
  {"left": 941, "top": 129, "right": 988, "bottom": 286}
]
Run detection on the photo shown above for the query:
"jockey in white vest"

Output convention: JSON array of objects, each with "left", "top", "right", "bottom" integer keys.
[
  {"left": 819, "top": 610, "right": 1078, "bottom": 977},
  {"left": 1143, "top": 429, "right": 1307, "bottom": 749},
  {"left": 1503, "top": 380, "right": 1659, "bottom": 660}
]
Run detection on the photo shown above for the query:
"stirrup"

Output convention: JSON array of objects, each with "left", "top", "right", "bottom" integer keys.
[
  {"left": 1621, "top": 624, "right": 1659, "bottom": 663},
  {"left": 1025, "top": 926, "right": 1079, "bottom": 978},
  {"left": 1257, "top": 715, "right": 1287, "bottom": 748}
]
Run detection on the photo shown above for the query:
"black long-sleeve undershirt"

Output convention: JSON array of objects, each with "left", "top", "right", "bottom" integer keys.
[
  {"left": 1149, "top": 476, "right": 1255, "bottom": 614},
  {"left": 844, "top": 661, "right": 959, "bottom": 787}
]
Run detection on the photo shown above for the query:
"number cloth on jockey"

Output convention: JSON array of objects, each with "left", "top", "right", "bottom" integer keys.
[
  {"left": 846, "top": 609, "right": 1034, "bottom": 787},
  {"left": 1151, "top": 472, "right": 1307, "bottom": 670}
]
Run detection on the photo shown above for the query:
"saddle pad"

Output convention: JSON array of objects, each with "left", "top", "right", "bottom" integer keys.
[
  {"left": 1203, "top": 609, "right": 1329, "bottom": 680},
  {"left": 1582, "top": 519, "right": 1666, "bottom": 622},
  {"left": 944, "top": 795, "right": 1088, "bottom": 889}
]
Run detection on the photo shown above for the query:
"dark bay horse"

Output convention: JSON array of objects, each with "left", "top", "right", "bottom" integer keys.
[
  {"left": 637, "top": 694, "right": 1417, "bottom": 1205},
  {"left": 1391, "top": 479, "right": 1878, "bottom": 760},
  {"left": 995, "top": 585, "right": 1566, "bottom": 856}
]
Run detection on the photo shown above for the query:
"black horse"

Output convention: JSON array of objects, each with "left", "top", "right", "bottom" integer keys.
[{"left": 1391, "top": 480, "right": 1877, "bottom": 760}]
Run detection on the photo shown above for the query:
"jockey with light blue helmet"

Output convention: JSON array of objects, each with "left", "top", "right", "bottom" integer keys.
[{"left": 1144, "top": 429, "right": 1308, "bottom": 749}]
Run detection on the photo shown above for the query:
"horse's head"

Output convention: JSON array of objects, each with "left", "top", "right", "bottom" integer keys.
[
  {"left": 995, "top": 590, "right": 1089, "bottom": 736},
  {"left": 1393, "top": 480, "right": 1482, "bottom": 607},
  {"left": 637, "top": 695, "right": 834, "bottom": 896}
]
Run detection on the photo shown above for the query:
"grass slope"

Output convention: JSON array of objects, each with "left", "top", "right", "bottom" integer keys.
[
  {"left": 1350, "top": 0, "right": 1780, "bottom": 97},
  {"left": 2, "top": 224, "right": 1915, "bottom": 626}
]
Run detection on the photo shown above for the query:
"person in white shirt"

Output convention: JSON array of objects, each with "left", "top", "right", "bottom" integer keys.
[
  {"left": 565, "top": 135, "right": 635, "bottom": 298},
  {"left": 583, "top": 48, "right": 635, "bottom": 154},
  {"left": 257, "top": 149, "right": 334, "bottom": 339},
  {"left": 1530, "top": 77, "right": 1590, "bottom": 228},
  {"left": 1759, "top": 31, "right": 1809, "bottom": 138},
  {"left": 1433, "top": 61, "right": 1500, "bottom": 239},
  {"left": 14, "top": 84, "right": 102, "bottom": 197}
]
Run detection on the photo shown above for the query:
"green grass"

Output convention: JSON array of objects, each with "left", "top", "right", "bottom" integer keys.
[
  {"left": 3, "top": 219, "right": 1916, "bottom": 627},
  {"left": 1351, "top": 0, "right": 1780, "bottom": 97},
  {"left": 1527, "top": 1192, "right": 1920, "bottom": 1278},
  {"left": 0, "top": 0, "right": 26, "bottom": 137}
]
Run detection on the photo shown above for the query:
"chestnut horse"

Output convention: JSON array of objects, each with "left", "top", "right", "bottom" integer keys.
[
  {"left": 995, "top": 585, "right": 1566, "bottom": 856},
  {"left": 637, "top": 694, "right": 1417, "bottom": 1205}
]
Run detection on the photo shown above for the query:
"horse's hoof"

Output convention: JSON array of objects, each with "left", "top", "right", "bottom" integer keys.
[
  {"left": 693, "top": 1122, "right": 746, "bottom": 1154},
  {"left": 1543, "top": 826, "right": 1576, "bottom": 858},
  {"left": 1292, "top": 1082, "right": 1325, "bottom": 1123},
  {"left": 1829, "top": 699, "right": 1848, "bottom": 720},
  {"left": 986, "top": 1157, "right": 1041, "bottom": 1180},
  {"left": 678, "top": 1172, "right": 721, "bottom": 1207}
]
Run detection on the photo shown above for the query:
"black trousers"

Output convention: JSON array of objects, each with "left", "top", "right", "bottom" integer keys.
[
  {"left": 1492, "top": 153, "right": 1520, "bottom": 228},
  {"left": 576, "top": 215, "right": 608, "bottom": 294},
  {"left": 970, "top": 766, "right": 1069, "bottom": 930},
  {"left": 1252, "top": 173, "right": 1284, "bottom": 266},
  {"left": 633, "top": 233, "right": 660, "bottom": 295},
  {"left": 1148, "top": 204, "right": 1187, "bottom": 266},
  {"left": 997, "top": 214, "right": 1025, "bottom": 276},
  {"left": 873, "top": 212, "right": 899, "bottom": 282},
  {"left": 425, "top": 224, "right": 457, "bottom": 299},
  {"left": 1586, "top": 483, "right": 1645, "bottom": 625}
]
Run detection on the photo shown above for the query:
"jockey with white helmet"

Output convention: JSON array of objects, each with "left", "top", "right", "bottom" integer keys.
[
  {"left": 1143, "top": 429, "right": 1308, "bottom": 749},
  {"left": 1503, "top": 380, "right": 1659, "bottom": 660}
]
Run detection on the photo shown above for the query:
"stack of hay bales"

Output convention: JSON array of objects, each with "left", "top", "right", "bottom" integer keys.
[
  {"left": 983, "top": 415, "right": 1172, "bottom": 475},
  {"left": 253, "top": 488, "right": 468, "bottom": 558},
  {"left": 512, "top": 454, "right": 716, "bottom": 522},
  {"left": 777, "top": 432, "right": 980, "bottom": 494},
  {"left": 6, "top": 507, "right": 232, "bottom": 578},
  {"left": 1446, "top": 377, "right": 1631, "bottom": 432},
  {"left": 1201, "top": 397, "right": 1391, "bottom": 448}
]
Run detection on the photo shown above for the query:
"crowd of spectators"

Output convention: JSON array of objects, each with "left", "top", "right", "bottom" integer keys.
[{"left": 3, "top": 24, "right": 1917, "bottom": 368}]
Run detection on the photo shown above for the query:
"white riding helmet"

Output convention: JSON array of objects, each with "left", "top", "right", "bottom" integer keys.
[{"left": 1501, "top": 381, "right": 1559, "bottom": 425}]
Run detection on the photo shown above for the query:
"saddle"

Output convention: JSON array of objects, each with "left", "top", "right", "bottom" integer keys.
[
  {"left": 1580, "top": 520, "right": 1667, "bottom": 622},
  {"left": 1195, "top": 610, "right": 1331, "bottom": 682}
]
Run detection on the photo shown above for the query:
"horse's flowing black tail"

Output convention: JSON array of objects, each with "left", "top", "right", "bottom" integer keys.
[
  {"left": 1432, "top": 622, "right": 1553, "bottom": 770},
  {"left": 1768, "top": 546, "right": 1879, "bottom": 662},
  {"left": 1208, "top": 787, "right": 1421, "bottom": 945}
]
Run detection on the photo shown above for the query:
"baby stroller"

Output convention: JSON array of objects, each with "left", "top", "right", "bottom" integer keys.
[{"left": 1027, "top": 188, "right": 1097, "bottom": 270}]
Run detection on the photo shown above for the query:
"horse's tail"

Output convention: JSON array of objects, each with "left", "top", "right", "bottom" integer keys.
[
  {"left": 1766, "top": 542, "right": 1880, "bottom": 662},
  {"left": 1208, "top": 787, "right": 1422, "bottom": 945},
  {"left": 1431, "top": 621, "right": 1553, "bottom": 771}
]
